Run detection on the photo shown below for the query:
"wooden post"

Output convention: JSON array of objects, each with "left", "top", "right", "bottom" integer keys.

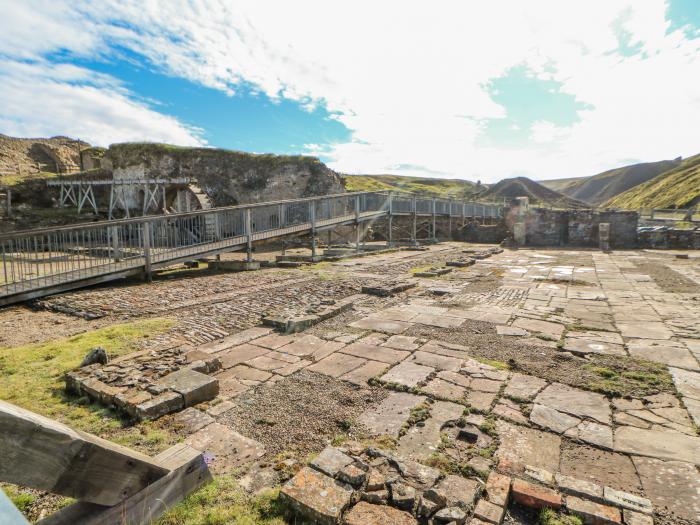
[
  {"left": 142, "top": 221, "right": 152, "bottom": 282},
  {"left": 0, "top": 400, "right": 169, "bottom": 506}
]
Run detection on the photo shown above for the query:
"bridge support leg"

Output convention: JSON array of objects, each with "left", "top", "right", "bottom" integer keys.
[{"left": 432, "top": 199, "right": 436, "bottom": 242}]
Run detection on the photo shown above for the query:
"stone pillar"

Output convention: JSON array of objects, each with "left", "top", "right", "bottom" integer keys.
[
  {"left": 513, "top": 222, "right": 526, "bottom": 246},
  {"left": 599, "top": 222, "right": 610, "bottom": 252},
  {"left": 387, "top": 193, "right": 393, "bottom": 246}
]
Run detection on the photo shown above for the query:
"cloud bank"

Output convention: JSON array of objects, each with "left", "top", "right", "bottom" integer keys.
[{"left": 0, "top": 0, "right": 699, "bottom": 181}]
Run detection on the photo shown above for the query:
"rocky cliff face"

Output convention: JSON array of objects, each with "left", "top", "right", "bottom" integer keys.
[
  {"left": 105, "top": 143, "right": 345, "bottom": 206},
  {"left": 0, "top": 134, "right": 88, "bottom": 178}
]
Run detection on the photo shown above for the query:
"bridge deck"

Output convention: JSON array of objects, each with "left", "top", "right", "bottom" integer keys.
[{"left": 0, "top": 191, "right": 503, "bottom": 306}]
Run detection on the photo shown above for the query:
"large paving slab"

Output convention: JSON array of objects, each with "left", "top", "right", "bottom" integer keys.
[
  {"left": 397, "top": 401, "right": 464, "bottom": 461},
  {"left": 616, "top": 322, "right": 673, "bottom": 340},
  {"left": 379, "top": 361, "right": 434, "bottom": 387},
  {"left": 306, "top": 352, "right": 366, "bottom": 378},
  {"left": 184, "top": 422, "right": 264, "bottom": 474},
  {"left": 495, "top": 420, "right": 561, "bottom": 475},
  {"left": 627, "top": 339, "right": 699, "bottom": 370},
  {"left": 633, "top": 456, "right": 700, "bottom": 523},
  {"left": 339, "top": 341, "right": 410, "bottom": 364},
  {"left": 349, "top": 317, "right": 413, "bottom": 334},
  {"left": 357, "top": 392, "right": 427, "bottom": 437},
  {"left": 534, "top": 382, "right": 611, "bottom": 425},
  {"left": 614, "top": 426, "right": 700, "bottom": 465}
]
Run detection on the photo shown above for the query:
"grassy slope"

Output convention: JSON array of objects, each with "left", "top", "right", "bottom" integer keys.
[
  {"left": 605, "top": 153, "right": 700, "bottom": 209},
  {"left": 542, "top": 160, "right": 681, "bottom": 205},
  {"left": 343, "top": 174, "right": 477, "bottom": 199}
]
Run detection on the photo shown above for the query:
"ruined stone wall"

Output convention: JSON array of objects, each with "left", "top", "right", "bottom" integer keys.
[
  {"left": 508, "top": 207, "right": 638, "bottom": 248},
  {"left": 105, "top": 143, "right": 345, "bottom": 207},
  {"left": 639, "top": 229, "right": 700, "bottom": 249}
]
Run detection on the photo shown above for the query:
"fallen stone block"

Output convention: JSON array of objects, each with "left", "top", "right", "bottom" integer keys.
[
  {"left": 511, "top": 479, "right": 562, "bottom": 510},
  {"left": 602, "top": 486, "right": 652, "bottom": 515},
  {"left": 473, "top": 499, "right": 505, "bottom": 524},
  {"left": 622, "top": 509, "right": 653, "bottom": 525},
  {"left": 415, "top": 267, "right": 453, "bottom": 277},
  {"left": 425, "top": 474, "right": 481, "bottom": 510},
  {"left": 310, "top": 446, "right": 354, "bottom": 478},
  {"left": 156, "top": 368, "right": 219, "bottom": 407},
  {"left": 344, "top": 501, "right": 417, "bottom": 525},
  {"left": 361, "top": 281, "right": 417, "bottom": 297},
  {"left": 280, "top": 466, "right": 353, "bottom": 525},
  {"left": 136, "top": 391, "right": 184, "bottom": 421},
  {"left": 446, "top": 258, "right": 475, "bottom": 267},
  {"left": 566, "top": 495, "right": 621, "bottom": 525},
  {"left": 434, "top": 506, "right": 467, "bottom": 523},
  {"left": 554, "top": 473, "right": 603, "bottom": 502}
]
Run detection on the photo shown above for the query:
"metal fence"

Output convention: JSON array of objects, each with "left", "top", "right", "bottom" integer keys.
[{"left": 0, "top": 191, "right": 503, "bottom": 304}]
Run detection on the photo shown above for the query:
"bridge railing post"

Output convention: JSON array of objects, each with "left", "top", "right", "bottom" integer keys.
[
  {"left": 142, "top": 221, "right": 152, "bottom": 282},
  {"left": 387, "top": 192, "right": 393, "bottom": 246},
  {"left": 411, "top": 196, "right": 417, "bottom": 244},
  {"left": 354, "top": 195, "right": 361, "bottom": 253},
  {"left": 245, "top": 208, "right": 253, "bottom": 262},
  {"left": 310, "top": 199, "right": 317, "bottom": 258}
]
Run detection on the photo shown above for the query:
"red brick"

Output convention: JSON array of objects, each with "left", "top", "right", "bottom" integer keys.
[
  {"left": 486, "top": 472, "right": 511, "bottom": 507},
  {"left": 511, "top": 479, "right": 562, "bottom": 510},
  {"left": 566, "top": 496, "right": 621, "bottom": 525}
]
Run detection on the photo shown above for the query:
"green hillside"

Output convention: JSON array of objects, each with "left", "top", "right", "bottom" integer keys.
[
  {"left": 343, "top": 174, "right": 478, "bottom": 199},
  {"left": 541, "top": 159, "right": 680, "bottom": 205},
  {"left": 605, "top": 153, "right": 700, "bottom": 209}
]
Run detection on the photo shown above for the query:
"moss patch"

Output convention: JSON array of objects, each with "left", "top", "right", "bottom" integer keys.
[{"left": 156, "top": 477, "right": 307, "bottom": 525}]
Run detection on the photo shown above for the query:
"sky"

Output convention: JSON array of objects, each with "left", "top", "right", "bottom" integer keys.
[{"left": 0, "top": 1, "right": 699, "bottom": 182}]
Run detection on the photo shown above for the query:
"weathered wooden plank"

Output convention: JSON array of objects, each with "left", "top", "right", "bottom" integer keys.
[
  {"left": 36, "top": 443, "right": 212, "bottom": 525},
  {"left": 0, "top": 400, "right": 169, "bottom": 506}
]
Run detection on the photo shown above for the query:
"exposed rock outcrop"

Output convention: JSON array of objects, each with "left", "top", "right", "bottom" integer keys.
[{"left": 104, "top": 143, "right": 345, "bottom": 206}]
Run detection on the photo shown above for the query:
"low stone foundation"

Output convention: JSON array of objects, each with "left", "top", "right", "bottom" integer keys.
[{"left": 639, "top": 228, "right": 700, "bottom": 249}]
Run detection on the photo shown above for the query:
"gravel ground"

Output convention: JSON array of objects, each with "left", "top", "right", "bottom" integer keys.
[
  {"left": 629, "top": 260, "right": 700, "bottom": 293},
  {"left": 221, "top": 370, "right": 388, "bottom": 459}
]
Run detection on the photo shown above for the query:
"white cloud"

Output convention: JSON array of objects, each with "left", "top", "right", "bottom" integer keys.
[
  {"left": 0, "top": 59, "right": 204, "bottom": 146},
  {"left": 1, "top": 0, "right": 699, "bottom": 181}
]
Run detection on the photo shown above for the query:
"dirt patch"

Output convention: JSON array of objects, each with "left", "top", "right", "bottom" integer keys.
[
  {"left": 0, "top": 305, "right": 111, "bottom": 348},
  {"left": 629, "top": 261, "right": 700, "bottom": 293},
  {"left": 401, "top": 323, "right": 674, "bottom": 398},
  {"left": 559, "top": 441, "right": 642, "bottom": 495},
  {"left": 221, "top": 370, "right": 388, "bottom": 459}
]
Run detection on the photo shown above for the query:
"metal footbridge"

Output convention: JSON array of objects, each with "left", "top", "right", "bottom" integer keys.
[{"left": 0, "top": 191, "right": 504, "bottom": 306}]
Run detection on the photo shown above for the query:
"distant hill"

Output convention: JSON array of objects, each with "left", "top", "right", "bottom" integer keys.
[
  {"left": 343, "top": 174, "right": 478, "bottom": 199},
  {"left": 480, "top": 176, "right": 589, "bottom": 208},
  {"left": 605, "top": 153, "right": 700, "bottom": 209},
  {"left": 541, "top": 159, "right": 680, "bottom": 205}
]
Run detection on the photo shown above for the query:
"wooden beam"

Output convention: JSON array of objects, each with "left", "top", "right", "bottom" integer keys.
[
  {"left": 36, "top": 443, "right": 212, "bottom": 525},
  {"left": 0, "top": 400, "right": 169, "bottom": 506}
]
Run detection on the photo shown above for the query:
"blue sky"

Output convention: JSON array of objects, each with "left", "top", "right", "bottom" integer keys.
[{"left": 1, "top": 0, "right": 699, "bottom": 182}]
